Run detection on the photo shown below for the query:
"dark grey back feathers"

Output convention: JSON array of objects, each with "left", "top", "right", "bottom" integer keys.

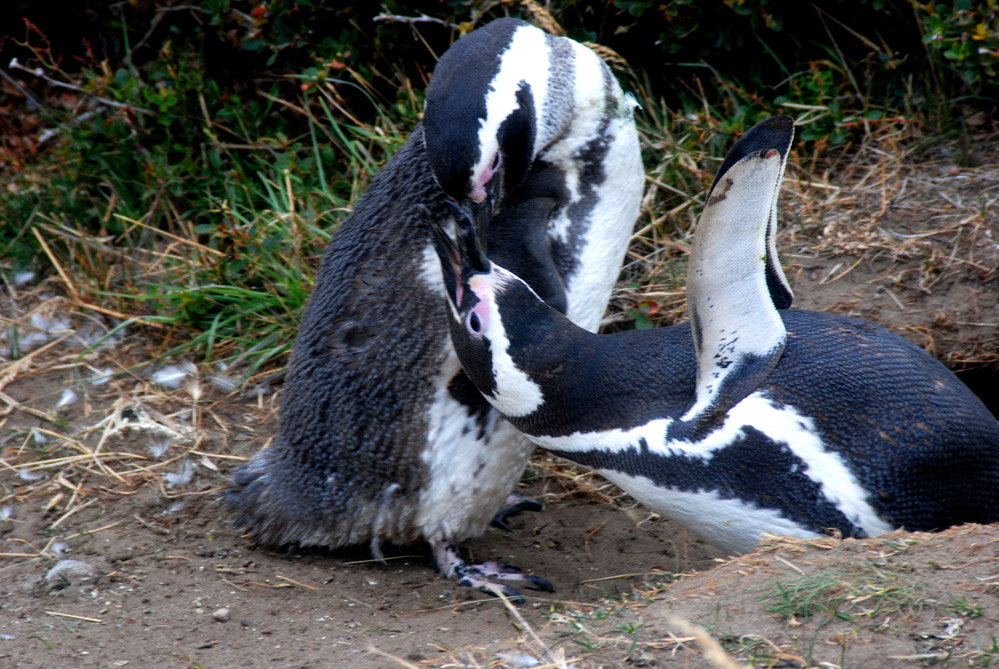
[{"left": 228, "top": 129, "right": 449, "bottom": 547}]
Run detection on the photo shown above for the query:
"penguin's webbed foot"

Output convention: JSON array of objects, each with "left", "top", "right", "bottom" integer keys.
[
  {"left": 491, "top": 493, "right": 543, "bottom": 531},
  {"left": 470, "top": 561, "right": 555, "bottom": 592},
  {"left": 431, "top": 539, "right": 553, "bottom": 604}
]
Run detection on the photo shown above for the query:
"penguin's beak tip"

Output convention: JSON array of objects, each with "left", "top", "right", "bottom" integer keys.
[
  {"left": 468, "top": 187, "right": 487, "bottom": 204},
  {"left": 459, "top": 200, "right": 488, "bottom": 240},
  {"left": 444, "top": 200, "right": 489, "bottom": 275},
  {"left": 419, "top": 204, "right": 462, "bottom": 301}
]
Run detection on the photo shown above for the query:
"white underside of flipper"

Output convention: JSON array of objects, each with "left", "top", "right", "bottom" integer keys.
[{"left": 683, "top": 129, "right": 794, "bottom": 422}]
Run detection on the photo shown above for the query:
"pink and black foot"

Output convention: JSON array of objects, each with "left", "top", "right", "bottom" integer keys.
[{"left": 431, "top": 539, "right": 554, "bottom": 603}]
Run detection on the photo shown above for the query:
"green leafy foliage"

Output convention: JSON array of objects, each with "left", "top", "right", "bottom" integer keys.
[{"left": 912, "top": 0, "right": 999, "bottom": 98}]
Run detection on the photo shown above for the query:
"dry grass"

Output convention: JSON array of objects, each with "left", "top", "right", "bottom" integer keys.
[
  {"left": 413, "top": 590, "right": 752, "bottom": 669},
  {"left": 412, "top": 527, "right": 999, "bottom": 668},
  {"left": 3, "top": 10, "right": 996, "bottom": 669},
  {"left": 2, "top": 34, "right": 996, "bottom": 663},
  {"left": 0, "top": 290, "right": 278, "bottom": 556},
  {"left": 777, "top": 124, "right": 998, "bottom": 368}
]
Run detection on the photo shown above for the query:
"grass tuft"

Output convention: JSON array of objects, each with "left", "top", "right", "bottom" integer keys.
[{"left": 759, "top": 558, "right": 935, "bottom": 623}]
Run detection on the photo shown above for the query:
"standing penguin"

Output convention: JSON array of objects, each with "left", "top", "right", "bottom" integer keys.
[
  {"left": 427, "top": 115, "right": 999, "bottom": 556},
  {"left": 226, "top": 18, "right": 643, "bottom": 597}
]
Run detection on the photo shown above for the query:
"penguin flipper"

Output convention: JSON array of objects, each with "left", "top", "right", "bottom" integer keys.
[{"left": 683, "top": 116, "right": 795, "bottom": 423}]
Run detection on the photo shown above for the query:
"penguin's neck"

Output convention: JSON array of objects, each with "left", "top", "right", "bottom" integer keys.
[
  {"left": 460, "top": 277, "right": 696, "bottom": 439},
  {"left": 458, "top": 278, "right": 596, "bottom": 420}
]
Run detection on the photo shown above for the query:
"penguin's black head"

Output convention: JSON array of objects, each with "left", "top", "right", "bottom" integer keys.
[{"left": 423, "top": 18, "right": 539, "bottom": 208}]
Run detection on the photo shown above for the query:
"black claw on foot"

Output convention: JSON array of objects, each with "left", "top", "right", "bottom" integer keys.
[
  {"left": 525, "top": 573, "right": 555, "bottom": 593},
  {"left": 491, "top": 494, "right": 543, "bottom": 531}
]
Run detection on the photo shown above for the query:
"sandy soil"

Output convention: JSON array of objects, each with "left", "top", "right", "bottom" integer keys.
[{"left": 0, "top": 361, "right": 722, "bottom": 667}]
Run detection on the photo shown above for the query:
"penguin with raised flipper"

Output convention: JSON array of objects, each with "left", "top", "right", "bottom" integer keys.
[
  {"left": 427, "top": 115, "right": 999, "bottom": 555},
  {"left": 225, "top": 18, "right": 644, "bottom": 598}
]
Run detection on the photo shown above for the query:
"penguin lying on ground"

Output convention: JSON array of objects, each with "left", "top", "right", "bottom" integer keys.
[
  {"left": 426, "top": 115, "right": 999, "bottom": 555},
  {"left": 225, "top": 18, "right": 643, "bottom": 597}
]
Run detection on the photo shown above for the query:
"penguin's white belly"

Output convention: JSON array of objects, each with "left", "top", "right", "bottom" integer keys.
[
  {"left": 529, "top": 392, "right": 897, "bottom": 553},
  {"left": 416, "top": 353, "right": 535, "bottom": 544},
  {"left": 598, "top": 471, "right": 821, "bottom": 554}
]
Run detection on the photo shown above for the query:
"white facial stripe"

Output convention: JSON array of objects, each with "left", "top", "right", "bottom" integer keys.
[
  {"left": 474, "top": 25, "right": 551, "bottom": 192},
  {"left": 468, "top": 270, "right": 544, "bottom": 417},
  {"left": 532, "top": 393, "right": 894, "bottom": 538}
]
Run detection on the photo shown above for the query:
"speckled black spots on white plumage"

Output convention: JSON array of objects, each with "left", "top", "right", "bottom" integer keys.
[
  {"left": 226, "top": 18, "right": 642, "bottom": 596},
  {"left": 685, "top": 116, "right": 795, "bottom": 427},
  {"left": 428, "top": 115, "right": 999, "bottom": 556}
]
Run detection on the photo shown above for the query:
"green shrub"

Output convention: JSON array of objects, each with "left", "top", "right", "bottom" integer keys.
[{"left": 912, "top": 0, "right": 999, "bottom": 100}]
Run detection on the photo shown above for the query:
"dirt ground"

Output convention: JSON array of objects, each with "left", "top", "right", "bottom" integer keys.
[
  {"left": 780, "top": 131, "right": 999, "bottom": 384},
  {"left": 1, "top": 134, "right": 997, "bottom": 668},
  {"left": 0, "top": 361, "right": 725, "bottom": 668}
]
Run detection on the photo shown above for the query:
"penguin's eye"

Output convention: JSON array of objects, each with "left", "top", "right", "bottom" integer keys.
[{"left": 466, "top": 311, "right": 482, "bottom": 334}]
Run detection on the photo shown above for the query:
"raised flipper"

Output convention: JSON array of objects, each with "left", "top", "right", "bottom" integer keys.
[
  {"left": 708, "top": 116, "right": 795, "bottom": 310},
  {"left": 682, "top": 116, "right": 795, "bottom": 424}
]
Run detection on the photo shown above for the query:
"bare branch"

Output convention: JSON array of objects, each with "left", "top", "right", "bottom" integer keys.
[
  {"left": 8, "top": 59, "right": 153, "bottom": 116},
  {"left": 373, "top": 12, "right": 459, "bottom": 30}
]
